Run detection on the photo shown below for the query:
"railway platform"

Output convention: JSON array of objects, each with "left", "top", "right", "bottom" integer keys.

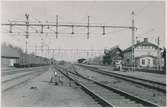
[
  {"left": 2, "top": 66, "right": 100, "bottom": 107},
  {"left": 80, "top": 64, "right": 166, "bottom": 84}
]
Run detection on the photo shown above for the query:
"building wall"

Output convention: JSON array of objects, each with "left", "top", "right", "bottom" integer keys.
[
  {"left": 1, "top": 57, "right": 19, "bottom": 67},
  {"left": 134, "top": 46, "right": 158, "bottom": 57},
  {"left": 123, "top": 51, "right": 133, "bottom": 66},
  {"left": 138, "top": 56, "right": 154, "bottom": 67},
  {"left": 123, "top": 45, "right": 160, "bottom": 67}
]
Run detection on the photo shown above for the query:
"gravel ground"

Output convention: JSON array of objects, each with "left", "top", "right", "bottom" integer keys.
[
  {"left": 2, "top": 65, "right": 100, "bottom": 107},
  {"left": 82, "top": 64, "right": 166, "bottom": 84},
  {"left": 72, "top": 65, "right": 166, "bottom": 106}
]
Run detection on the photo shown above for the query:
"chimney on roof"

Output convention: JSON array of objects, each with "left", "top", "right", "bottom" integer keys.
[{"left": 144, "top": 38, "right": 148, "bottom": 42}]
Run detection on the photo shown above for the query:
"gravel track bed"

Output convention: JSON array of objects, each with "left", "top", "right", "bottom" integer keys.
[
  {"left": 62, "top": 64, "right": 165, "bottom": 106},
  {"left": 2, "top": 67, "right": 49, "bottom": 92},
  {"left": 2, "top": 66, "right": 49, "bottom": 76},
  {"left": 60, "top": 66, "right": 144, "bottom": 107}
]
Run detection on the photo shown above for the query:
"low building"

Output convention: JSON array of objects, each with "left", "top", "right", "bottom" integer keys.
[
  {"left": 123, "top": 38, "right": 162, "bottom": 69},
  {"left": 87, "top": 56, "right": 103, "bottom": 65},
  {"left": 1, "top": 44, "right": 20, "bottom": 67}
]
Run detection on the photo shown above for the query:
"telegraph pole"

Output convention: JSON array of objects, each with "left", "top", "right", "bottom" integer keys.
[
  {"left": 131, "top": 11, "right": 135, "bottom": 72},
  {"left": 157, "top": 37, "right": 160, "bottom": 71},
  {"left": 35, "top": 45, "right": 37, "bottom": 55},
  {"left": 56, "top": 15, "right": 58, "bottom": 38},
  {"left": 40, "top": 37, "right": 44, "bottom": 64},
  {"left": 52, "top": 49, "right": 55, "bottom": 59},
  {"left": 25, "top": 13, "right": 29, "bottom": 53},
  {"left": 25, "top": 13, "right": 29, "bottom": 66},
  {"left": 47, "top": 46, "right": 49, "bottom": 58},
  {"left": 87, "top": 16, "right": 90, "bottom": 39}
]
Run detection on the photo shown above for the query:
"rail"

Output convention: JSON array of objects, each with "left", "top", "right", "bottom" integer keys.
[{"left": 55, "top": 65, "right": 159, "bottom": 107}]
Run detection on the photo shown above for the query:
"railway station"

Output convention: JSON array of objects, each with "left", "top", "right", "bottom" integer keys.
[{"left": 1, "top": 1, "right": 166, "bottom": 107}]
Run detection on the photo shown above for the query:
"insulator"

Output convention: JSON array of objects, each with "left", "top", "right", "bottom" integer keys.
[
  {"left": 55, "top": 32, "right": 58, "bottom": 39},
  {"left": 41, "top": 25, "right": 43, "bottom": 34},
  {"left": 26, "top": 35, "right": 28, "bottom": 39},
  {"left": 102, "top": 26, "right": 105, "bottom": 35},
  {"left": 71, "top": 25, "right": 74, "bottom": 34},
  {"left": 9, "top": 24, "right": 13, "bottom": 33}
]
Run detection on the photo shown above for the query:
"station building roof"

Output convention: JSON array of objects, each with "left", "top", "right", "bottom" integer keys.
[{"left": 123, "top": 38, "right": 159, "bottom": 53}]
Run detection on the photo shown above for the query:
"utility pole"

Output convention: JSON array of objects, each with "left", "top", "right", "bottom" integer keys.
[
  {"left": 56, "top": 15, "right": 58, "bottom": 38},
  {"left": 102, "top": 25, "right": 105, "bottom": 35},
  {"left": 35, "top": 45, "right": 37, "bottom": 55},
  {"left": 9, "top": 21, "right": 13, "bottom": 33},
  {"left": 52, "top": 49, "right": 55, "bottom": 59},
  {"left": 47, "top": 46, "right": 49, "bottom": 58},
  {"left": 157, "top": 37, "right": 160, "bottom": 71},
  {"left": 41, "top": 38, "right": 44, "bottom": 57},
  {"left": 87, "top": 16, "right": 90, "bottom": 39},
  {"left": 25, "top": 13, "right": 29, "bottom": 66},
  {"left": 131, "top": 11, "right": 135, "bottom": 72},
  {"left": 25, "top": 14, "right": 29, "bottom": 52}
]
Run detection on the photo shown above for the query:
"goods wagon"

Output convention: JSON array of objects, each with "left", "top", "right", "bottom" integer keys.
[{"left": 14, "top": 53, "right": 50, "bottom": 68}]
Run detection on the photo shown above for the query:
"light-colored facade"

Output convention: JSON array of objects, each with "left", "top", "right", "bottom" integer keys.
[
  {"left": 1, "top": 57, "right": 19, "bottom": 67},
  {"left": 123, "top": 38, "right": 160, "bottom": 68},
  {"left": 135, "top": 55, "right": 156, "bottom": 67}
]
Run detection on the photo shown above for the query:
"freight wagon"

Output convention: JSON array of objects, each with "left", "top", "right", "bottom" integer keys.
[{"left": 14, "top": 53, "right": 50, "bottom": 68}]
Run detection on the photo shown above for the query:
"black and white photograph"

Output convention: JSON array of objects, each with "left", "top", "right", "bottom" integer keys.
[{"left": 1, "top": 0, "right": 166, "bottom": 107}]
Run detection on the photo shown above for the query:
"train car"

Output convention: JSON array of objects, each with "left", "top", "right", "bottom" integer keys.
[{"left": 15, "top": 53, "right": 50, "bottom": 68}]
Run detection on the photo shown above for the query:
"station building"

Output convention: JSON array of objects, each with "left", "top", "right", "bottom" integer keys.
[{"left": 123, "top": 38, "right": 163, "bottom": 69}]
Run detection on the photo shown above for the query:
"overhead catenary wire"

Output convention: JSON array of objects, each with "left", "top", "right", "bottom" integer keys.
[
  {"left": 2, "top": 14, "right": 135, "bottom": 41},
  {"left": 1, "top": 13, "right": 137, "bottom": 59}
]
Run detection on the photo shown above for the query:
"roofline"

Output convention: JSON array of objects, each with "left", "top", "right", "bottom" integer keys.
[
  {"left": 123, "top": 41, "right": 159, "bottom": 52},
  {"left": 1, "top": 56, "right": 20, "bottom": 59},
  {"left": 135, "top": 55, "right": 157, "bottom": 59}
]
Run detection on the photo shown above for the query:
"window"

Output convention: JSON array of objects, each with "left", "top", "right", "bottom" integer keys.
[
  {"left": 148, "top": 59, "right": 150, "bottom": 64},
  {"left": 127, "top": 59, "right": 130, "bottom": 63},
  {"left": 142, "top": 59, "right": 145, "bottom": 65},
  {"left": 153, "top": 59, "right": 156, "bottom": 65}
]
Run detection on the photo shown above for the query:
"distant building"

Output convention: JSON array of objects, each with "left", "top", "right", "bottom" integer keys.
[
  {"left": 123, "top": 38, "right": 162, "bottom": 69},
  {"left": 1, "top": 44, "right": 20, "bottom": 67},
  {"left": 87, "top": 56, "right": 103, "bottom": 65},
  {"left": 103, "top": 46, "right": 123, "bottom": 67},
  {"left": 1, "top": 43, "right": 50, "bottom": 67}
]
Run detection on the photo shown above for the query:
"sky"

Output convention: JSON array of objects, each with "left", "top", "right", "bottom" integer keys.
[{"left": 1, "top": 1, "right": 166, "bottom": 61}]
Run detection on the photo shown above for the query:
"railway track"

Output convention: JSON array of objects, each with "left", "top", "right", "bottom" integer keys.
[
  {"left": 55, "top": 65, "right": 159, "bottom": 107},
  {"left": 2, "top": 68, "right": 48, "bottom": 92},
  {"left": 2, "top": 66, "right": 49, "bottom": 76},
  {"left": 78, "top": 64, "right": 166, "bottom": 93}
]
